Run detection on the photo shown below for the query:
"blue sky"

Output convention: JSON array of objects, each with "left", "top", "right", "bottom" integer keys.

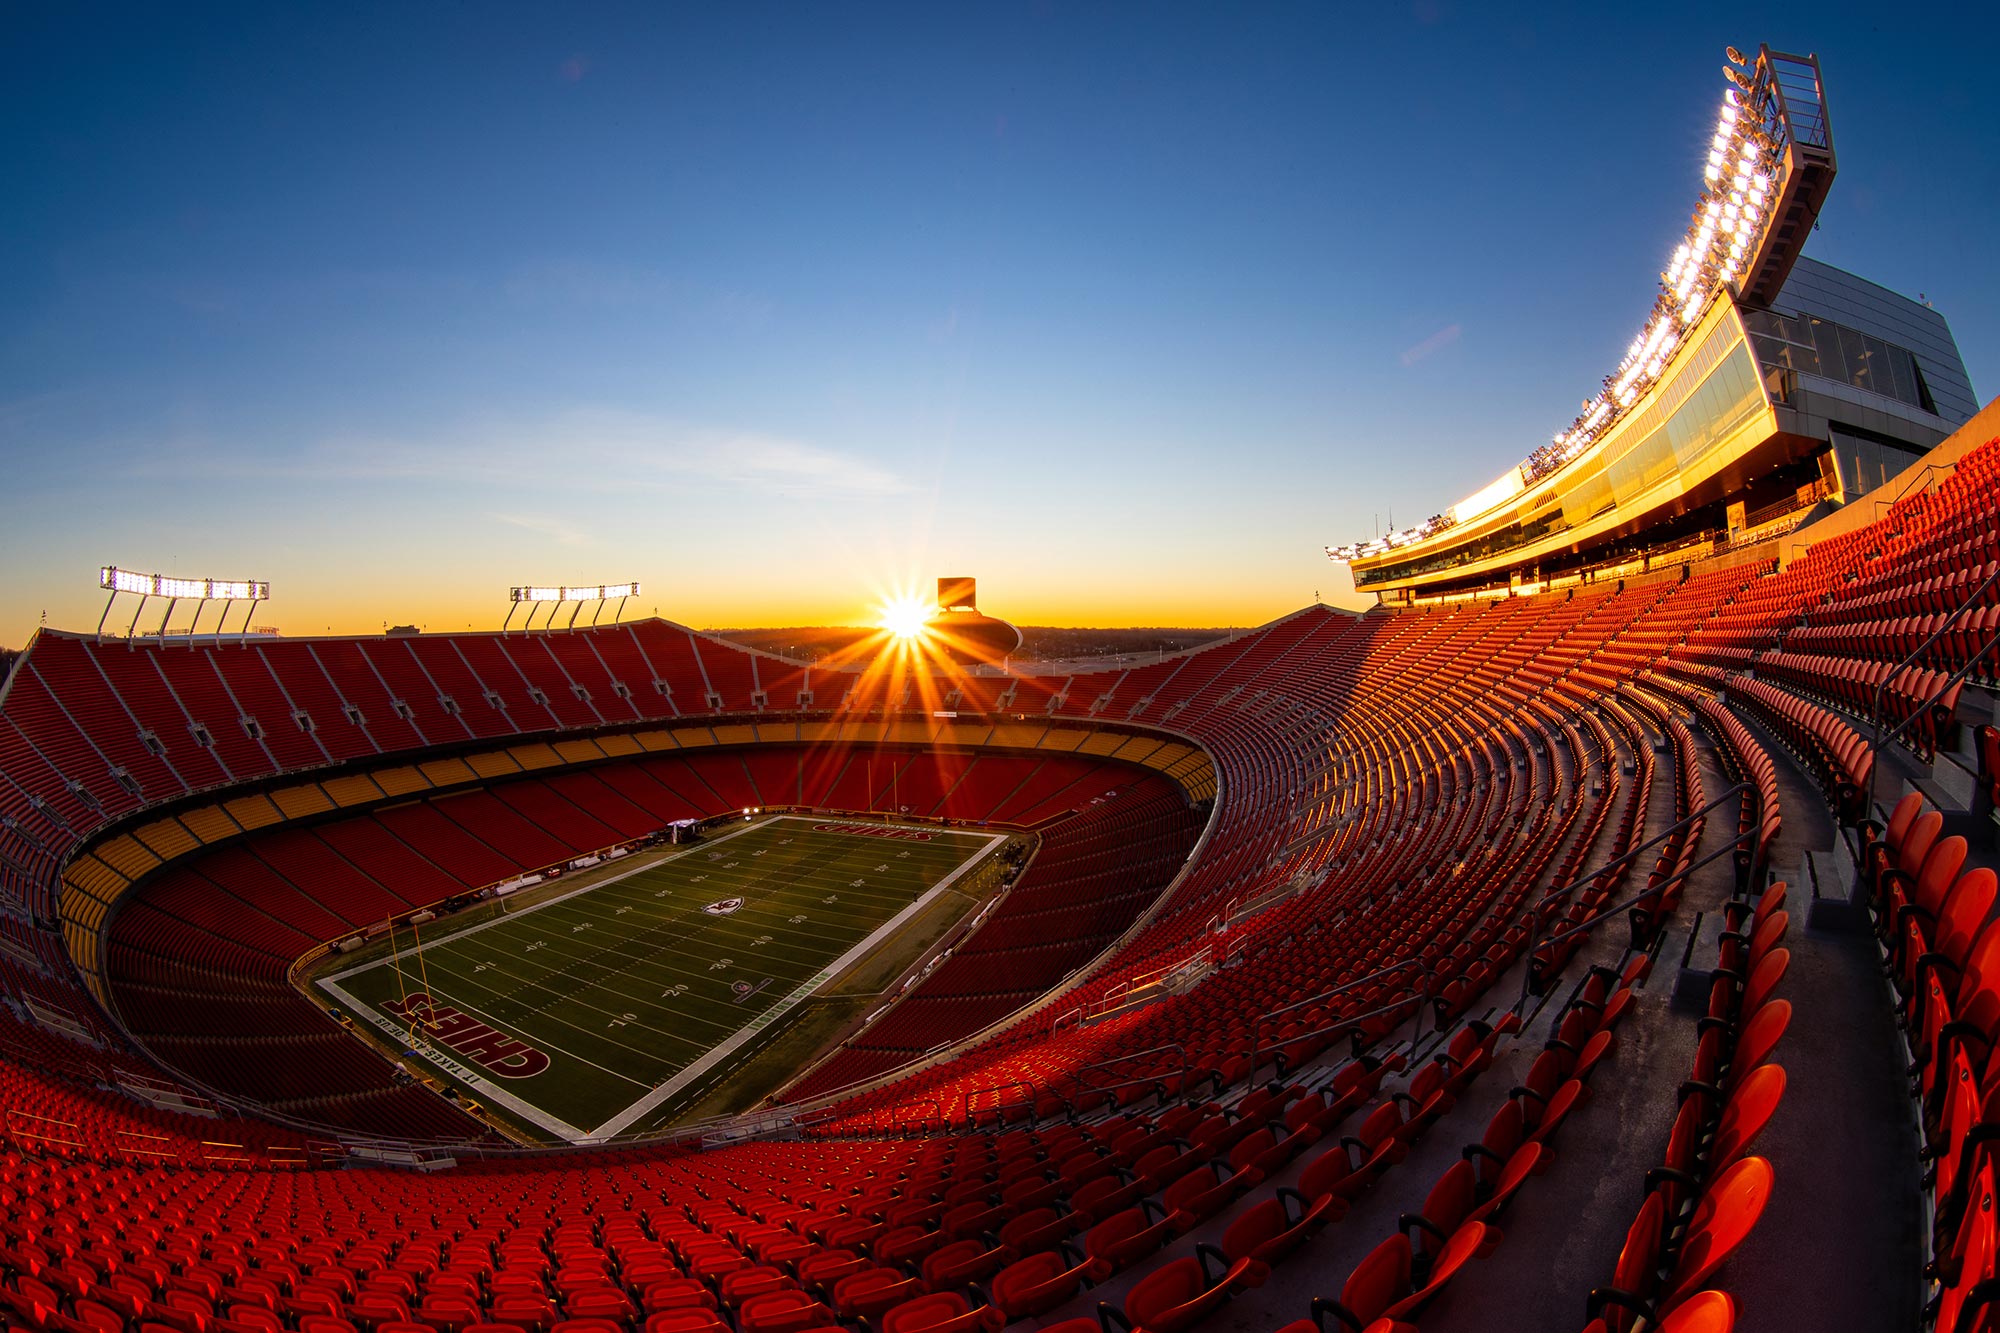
[{"left": 2, "top": 2, "right": 1995, "bottom": 643}]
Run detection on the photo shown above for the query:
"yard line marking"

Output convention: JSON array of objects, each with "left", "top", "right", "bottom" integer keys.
[
  {"left": 402, "top": 948, "right": 717, "bottom": 1064},
  {"left": 584, "top": 820, "right": 1005, "bottom": 1140},
  {"left": 320, "top": 816, "right": 775, "bottom": 984},
  {"left": 317, "top": 815, "right": 1003, "bottom": 1143},
  {"left": 406, "top": 854, "right": 939, "bottom": 1000},
  {"left": 323, "top": 961, "right": 658, "bottom": 1089}
]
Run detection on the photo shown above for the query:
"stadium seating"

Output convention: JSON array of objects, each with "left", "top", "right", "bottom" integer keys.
[
  {"left": 2, "top": 432, "right": 1999, "bottom": 1333},
  {"left": 79, "top": 744, "right": 1183, "bottom": 1132}
]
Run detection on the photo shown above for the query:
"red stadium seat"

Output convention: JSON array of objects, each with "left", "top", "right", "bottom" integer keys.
[{"left": 1097, "top": 1247, "right": 1263, "bottom": 1333}]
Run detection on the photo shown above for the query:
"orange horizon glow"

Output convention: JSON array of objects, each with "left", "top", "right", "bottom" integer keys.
[{"left": 3, "top": 564, "right": 1367, "bottom": 651}]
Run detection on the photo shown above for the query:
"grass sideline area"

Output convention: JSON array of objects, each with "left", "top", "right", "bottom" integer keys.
[{"left": 313, "top": 815, "right": 1004, "bottom": 1142}]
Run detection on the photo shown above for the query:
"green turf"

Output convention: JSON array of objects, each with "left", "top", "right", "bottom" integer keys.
[{"left": 315, "top": 816, "right": 1000, "bottom": 1141}]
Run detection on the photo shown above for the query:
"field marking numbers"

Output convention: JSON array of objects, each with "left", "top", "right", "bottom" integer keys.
[
  {"left": 320, "top": 815, "right": 999, "bottom": 1144},
  {"left": 584, "top": 817, "right": 1006, "bottom": 1140},
  {"left": 321, "top": 815, "right": 775, "bottom": 982}
]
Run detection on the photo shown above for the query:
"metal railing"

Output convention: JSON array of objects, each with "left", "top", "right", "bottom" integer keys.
[
  {"left": 952, "top": 1079, "right": 1040, "bottom": 1128},
  {"left": 1862, "top": 453, "right": 1956, "bottom": 527},
  {"left": 1520, "top": 781, "right": 1751, "bottom": 923},
  {"left": 28, "top": 698, "right": 1232, "bottom": 1160},
  {"left": 1232, "top": 787, "right": 1754, "bottom": 1081},
  {"left": 1045, "top": 1042, "right": 1192, "bottom": 1115},
  {"left": 112, "top": 1129, "right": 179, "bottom": 1161},
  {"left": 1243, "top": 993, "right": 1436, "bottom": 1091},
  {"left": 1513, "top": 785, "right": 1765, "bottom": 1012},
  {"left": 1864, "top": 580, "right": 2000, "bottom": 817},
  {"left": 4, "top": 1109, "right": 83, "bottom": 1153},
  {"left": 1243, "top": 957, "right": 1428, "bottom": 1083},
  {"left": 884, "top": 1097, "right": 944, "bottom": 1136}
]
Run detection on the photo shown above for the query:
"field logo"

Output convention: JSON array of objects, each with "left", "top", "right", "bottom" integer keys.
[
  {"left": 383, "top": 993, "right": 550, "bottom": 1079},
  {"left": 703, "top": 897, "right": 745, "bottom": 916},
  {"left": 813, "top": 822, "right": 933, "bottom": 842}
]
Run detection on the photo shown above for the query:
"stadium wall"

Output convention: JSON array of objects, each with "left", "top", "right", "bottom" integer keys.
[{"left": 1780, "top": 391, "right": 2000, "bottom": 565}]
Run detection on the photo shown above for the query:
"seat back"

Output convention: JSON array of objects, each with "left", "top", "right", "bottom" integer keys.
[
  {"left": 1663, "top": 1157, "right": 1774, "bottom": 1308},
  {"left": 1708, "top": 1065, "right": 1785, "bottom": 1178},
  {"left": 1338, "top": 1235, "right": 1412, "bottom": 1324}
]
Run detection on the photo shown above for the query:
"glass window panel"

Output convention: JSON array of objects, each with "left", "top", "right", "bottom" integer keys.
[
  {"left": 1839, "top": 325, "right": 1872, "bottom": 392},
  {"left": 1888, "top": 347, "right": 1917, "bottom": 407},
  {"left": 1810, "top": 318, "right": 1846, "bottom": 381}
]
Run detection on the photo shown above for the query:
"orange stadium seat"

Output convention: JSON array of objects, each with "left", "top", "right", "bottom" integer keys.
[{"left": 1, "top": 430, "right": 1999, "bottom": 1333}]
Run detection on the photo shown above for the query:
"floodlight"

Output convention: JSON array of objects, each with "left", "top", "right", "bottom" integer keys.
[
  {"left": 1332, "top": 39, "right": 1815, "bottom": 561},
  {"left": 99, "top": 567, "right": 270, "bottom": 601},
  {"left": 96, "top": 566, "right": 271, "bottom": 640},
  {"left": 504, "top": 581, "right": 643, "bottom": 631},
  {"left": 509, "top": 582, "right": 642, "bottom": 603}
]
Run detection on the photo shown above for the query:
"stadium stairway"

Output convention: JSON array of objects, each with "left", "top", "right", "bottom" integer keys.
[{"left": 5, "top": 427, "right": 2000, "bottom": 1331}]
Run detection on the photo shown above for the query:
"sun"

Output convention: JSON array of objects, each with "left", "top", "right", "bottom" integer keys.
[{"left": 875, "top": 594, "right": 934, "bottom": 641}]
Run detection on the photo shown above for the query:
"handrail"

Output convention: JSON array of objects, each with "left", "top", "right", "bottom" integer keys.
[
  {"left": 1494, "top": 780, "right": 1756, "bottom": 1011},
  {"left": 1514, "top": 822, "right": 1763, "bottom": 1011},
  {"left": 960, "top": 1079, "right": 1038, "bottom": 1127},
  {"left": 1864, "top": 566, "right": 2000, "bottom": 813},
  {"left": 886, "top": 1096, "right": 944, "bottom": 1136},
  {"left": 1526, "top": 782, "right": 1751, "bottom": 916},
  {"left": 1865, "top": 628, "right": 2000, "bottom": 816},
  {"left": 1049, "top": 1042, "right": 1191, "bottom": 1112},
  {"left": 46, "top": 703, "right": 1228, "bottom": 1158},
  {"left": 1244, "top": 956, "right": 1428, "bottom": 1082},
  {"left": 4, "top": 1108, "right": 86, "bottom": 1153},
  {"left": 1865, "top": 454, "right": 1955, "bottom": 525},
  {"left": 6, "top": 1108, "right": 79, "bottom": 1131},
  {"left": 112, "top": 1128, "right": 178, "bottom": 1161},
  {"left": 1243, "top": 993, "right": 1436, "bottom": 1087}
]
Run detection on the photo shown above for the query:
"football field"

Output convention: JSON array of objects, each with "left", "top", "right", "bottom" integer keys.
[{"left": 316, "top": 815, "right": 1003, "bottom": 1142}]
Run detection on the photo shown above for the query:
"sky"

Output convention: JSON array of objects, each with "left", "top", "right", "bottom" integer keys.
[{"left": 2, "top": 2, "right": 1996, "bottom": 647}]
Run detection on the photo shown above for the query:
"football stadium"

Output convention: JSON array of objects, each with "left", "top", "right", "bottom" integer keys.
[{"left": 3, "top": 18, "right": 1999, "bottom": 1333}]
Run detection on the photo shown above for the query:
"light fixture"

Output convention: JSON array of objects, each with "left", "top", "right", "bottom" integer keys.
[
  {"left": 95, "top": 566, "right": 271, "bottom": 640},
  {"left": 504, "top": 582, "right": 643, "bottom": 631},
  {"left": 1327, "top": 42, "right": 1801, "bottom": 566}
]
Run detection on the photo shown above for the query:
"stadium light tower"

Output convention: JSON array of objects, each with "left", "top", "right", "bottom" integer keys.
[
  {"left": 1326, "top": 42, "right": 1833, "bottom": 566},
  {"left": 504, "top": 582, "right": 642, "bottom": 632},
  {"left": 96, "top": 566, "right": 270, "bottom": 642}
]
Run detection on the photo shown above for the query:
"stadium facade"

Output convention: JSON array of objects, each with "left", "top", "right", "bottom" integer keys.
[
  {"left": 3, "top": 39, "right": 2000, "bottom": 1333},
  {"left": 1332, "top": 48, "right": 1978, "bottom": 606}
]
